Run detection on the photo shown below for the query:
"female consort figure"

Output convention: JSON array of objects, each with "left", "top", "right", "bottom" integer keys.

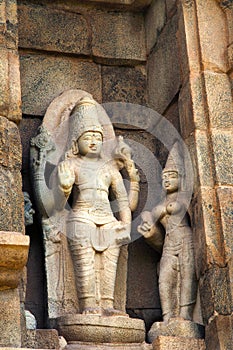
[
  {"left": 138, "top": 143, "right": 197, "bottom": 323},
  {"left": 56, "top": 97, "right": 139, "bottom": 316}
]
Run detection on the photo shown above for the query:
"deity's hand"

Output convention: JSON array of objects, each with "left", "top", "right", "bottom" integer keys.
[
  {"left": 125, "top": 159, "right": 140, "bottom": 182},
  {"left": 137, "top": 211, "right": 154, "bottom": 238},
  {"left": 114, "top": 221, "right": 131, "bottom": 245},
  {"left": 58, "top": 161, "right": 75, "bottom": 192}
]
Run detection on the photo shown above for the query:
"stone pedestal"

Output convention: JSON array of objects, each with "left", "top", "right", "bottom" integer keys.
[
  {"left": 148, "top": 318, "right": 205, "bottom": 343},
  {"left": 152, "top": 336, "right": 206, "bottom": 350},
  {"left": 57, "top": 314, "right": 145, "bottom": 347}
]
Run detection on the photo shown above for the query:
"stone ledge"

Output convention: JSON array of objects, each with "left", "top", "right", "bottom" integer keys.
[
  {"left": 57, "top": 314, "right": 145, "bottom": 343},
  {"left": 0, "top": 231, "right": 29, "bottom": 290}
]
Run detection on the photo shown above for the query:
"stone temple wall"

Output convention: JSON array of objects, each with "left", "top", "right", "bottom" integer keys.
[{"left": 0, "top": 0, "right": 231, "bottom": 348}]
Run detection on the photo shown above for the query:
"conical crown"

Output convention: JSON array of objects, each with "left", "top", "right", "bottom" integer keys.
[
  {"left": 163, "top": 141, "right": 184, "bottom": 175},
  {"left": 70, "top": 97, "right": 103, "bottom": 141}
]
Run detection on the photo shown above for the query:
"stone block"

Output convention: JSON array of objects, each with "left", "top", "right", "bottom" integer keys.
[
  {"left": 0, "top": 116, "right": 24, "bottom": 232},
  {"left": 211, "top": 130, "right": 233, "bottom": 185},
  {"left": 199, "top": 266, "right": 232, "bottom": 324},
  {"left": 205, "top": 314, "right": 233, "bottom": 350},
  {"left": 185, "top": 131, "right": 214, "bottom": 192},
  {"left": 177, "top": 2, "right": 201, "bottom": 80},
  {"left": 203, "top": 72, "right": 233, "bottom": 129},
  {"left": 0, "top": 0, "right": 18, "bottom": 49},
  {"left": 145, "top": 0, "right": 166, "bottom": 54},
  {"left": 196, "top": 0, "right": 228, "bottom": 72},
  {"left": 65, "top": 342, "right": 152, "bottom": 350},
  {"left": 57, "top": 314, "right": 145, "bottom": 343},
  {"left": 199, "top": 187, "right": 225, "bottom": 267},
  {"left": 0, "top": 50, "right": 21, "bottom": 123},
  {"left": 0, "top": 231, "right": 29, "bottom": 290},
  {"left": 23, "top": 329, "right": 60, "bottom": 349},
  {"left": 0, "top": 288, "right": 21, "bottom": 347},
  {"left": 191, "top": 191, "right": 207, "bottom": 278},
  {"left": 8, "top": 50, "right": 22, "bottom": 123},
  {"left": 0, "top": 49, "right": 10, "bottom": 117},
  {"left": 92, "top": 11, "right": 146, "bottom": 65},
  {"left": 148, "top": 13, "right": 180, "bottom": 114},
  {"left": 152, "top": 335, "right": 206, "bottom": 350},
  {"left": 216, "top": 187, "right": 233, "bottom": 263},
  {"left": 102, "top": 65, "right": 147, "bottom": 104},
  {"left": 18, "top": 4, "right": 91, "bottom": 55},
  {"left": 179, "top": 75, "right": 208, "bottom": 139},
  {"left": 20, "top": 54, "right": 101, "bottom": 116},
  {"left": 148, "top": 319, "right": 205, "bottom": 343}
]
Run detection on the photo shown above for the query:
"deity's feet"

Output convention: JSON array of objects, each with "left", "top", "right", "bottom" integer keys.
[
  {"left": 82, "top": 307, "right": 102, "bottom": 316},
  {"left": 103, "top": 308, "right": 129, "bottom": 317}
]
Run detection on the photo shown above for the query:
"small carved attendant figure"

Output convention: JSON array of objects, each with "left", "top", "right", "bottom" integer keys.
[
  {"left": 138, "top": 142, "right": 197, "bottom": 323},
  {"left": 56, "top": 97, "right": 139, "bottom": 316}
]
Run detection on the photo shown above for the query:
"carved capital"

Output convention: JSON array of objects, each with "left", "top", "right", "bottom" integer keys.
[{"left": 0, "top": 231, "right": 29, "bottom": 290}]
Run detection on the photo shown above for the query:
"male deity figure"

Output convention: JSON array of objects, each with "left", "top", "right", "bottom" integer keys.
[
  {"left": 56, "top": 97, "right": 139, "bottom": 316},
  {"left": 138, "top": 143, "right": 197, "bottom": 323}
]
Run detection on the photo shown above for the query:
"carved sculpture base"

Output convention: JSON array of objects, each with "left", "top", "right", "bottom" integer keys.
[
  {"left": 148, "top": 318, "right": 205, "bottom": 343},
  {"left": 57, "top": 314, "right": 145, "bottom": 344}
]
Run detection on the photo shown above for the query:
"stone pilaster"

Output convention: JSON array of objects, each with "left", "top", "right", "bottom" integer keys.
[
  {"left": 177, "top": 0, "right": 233, "bottom": 349},
  {"left": 0, "top": 0, "right": 29, "bottom": 347}
]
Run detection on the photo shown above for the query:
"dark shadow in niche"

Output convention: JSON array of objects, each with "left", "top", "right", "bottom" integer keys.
[{"left": 126, "top": 237, "right": 162, "bottom": 332}]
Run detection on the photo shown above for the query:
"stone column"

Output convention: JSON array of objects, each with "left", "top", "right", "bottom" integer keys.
[
  {"left": 0, "top": 0, "right": 29, "bottom": 347},
  {"left": 177, "top": 0, "right": 233, "bottom": 349}
]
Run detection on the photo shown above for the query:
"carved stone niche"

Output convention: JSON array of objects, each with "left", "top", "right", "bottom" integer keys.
[
  {"left": 0, "top": 231, "right": 29, "bottom": 290},
  {"left": 30, "top": 89, "right": 145, "bottom": 348}
]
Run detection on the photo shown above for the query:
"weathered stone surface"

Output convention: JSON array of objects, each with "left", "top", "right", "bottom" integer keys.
[
  {"left": 18, "top": 4, "right": 91, "bottom": 55},
  {"left": 0, "top": 289, "right": 21, "bottom": 347},
  {"left": 92, "top": 11, "right": 146, "bottom": 64},
  {"left": 23, "top": 329, "right": 60, "bottom": 349},
  {"left": 148, "top": 319, "right": 205, "bottom": 343},
  {"left": 0, "top": 231, "right": 29, "bottom": 290},
  {"left": 102, "top": 65, "right": 147, "bottom": 104},
  {"left": 203, "top": 72, "right": 233, "bottom": 129},
  {"left": 165, "top": 0, "right": 177, "bottom": 18},
  {"left": 216, "top": 187, "right": 233, "bottom": 263},
  {"left": 205, "top": 314, "right": 233, "bottom": 350},
  {"left": 19, "top": 117, "right": 42, "bottom": 190},
  {"left": 145, "top": 0, "right": 166, "bottom": 54},
  {"left": 0, "top": 51, "right": 21, "bottom": 123},
  {"left": 199, "top": 266, "right": 232, "bottom": 324},
  {"left": 0, "top": 116, "right": 24, "bottom": 232},
  {"left": 196, "top": 0, "right": 229, "bottom": 72},
  {"left": 179, "top": 77, "right": 207, "bottom": 140},
  {"left": 152, "top": 335, "right": 206, "bottom": 350},
  {"left": 191, "top": 191, "right": 208, "bottom": 279},
  {"left": 20, "top": 54, "right": 101, "bottom": 116},
  {"left": 65, "top": 342, "right": 152, "bottom": 350},
  {"left": 57, "top": 314, "right": 145, "bottom": 343},
  {"left": 148, "top": 12, "right": 180, "bottom": 114},
  {"left": 0, "top": 0, "right": 18, "bottom": 49},
  {"left": 199, "top": 187, "right": 225, "bottom": 267},
  {"left": 211, "top": 130, "right": 233, "bottom": 185}
]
